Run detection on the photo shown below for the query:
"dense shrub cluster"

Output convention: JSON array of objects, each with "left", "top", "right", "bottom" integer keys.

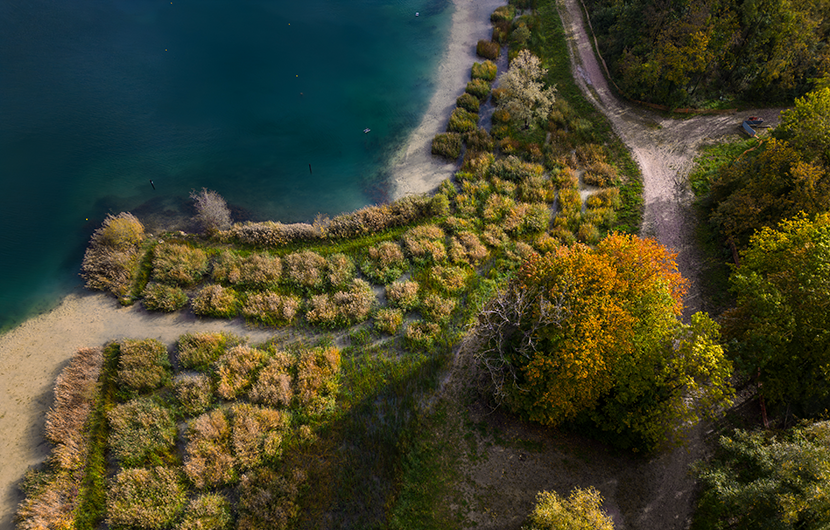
[
  {"left": 476, "top": 39, "right": 500, "bottom": 60},
  {"left": 184, "top": 409, "right": 236, "bottom": 489},
  {"left": 471, "top": 60, "right": 498, "bottom": 81},
  {"left": 386, "top": 280, "right": 420, "bottom": 311},
  {"left": 283, "top": 250, "right": 327, "bottom": 292},
  {"left": 306, "top": 279, "right": 375, "bottom": 328},
  {"left": 107, "top": 398, "right": 176, "bottom": 468},
  {"left": 296, "top": 345, "right": 341, "bottom": 414},
  {"left": 237, "top": 467, "right": 306, "bottom": 530},
  {"left": 403, "top": 225, "right": 447, "bottom": 264},
  {"left": 525, "top": 487, "right": 614, "bottom": 530},
  {"left": 152, "top": 243, "right": 209, "bottom": 286},
  {"left": 448, "top": 107, "right": 479, "bottom": 133},
  {"left": 192, "top": 285, "right": 238, "bottom": 318},
  {"left": 404, "top": 320, "right": 441, "bottom": 351},
  {"left": 178, "top": 494, "right": 233, "bottom": 530},
  {"left": 362, "top": 241, "right": 408, "bottom": 283},
  {"left": 431, "top": 132, "right": 463, "bottom": 160},
  {"left": 177, "top": 332, "right": 244, "bottom": 371},
  {"left": 212, "top": 252, "right": 282, "bottom": 288},
  {"left": 173, "top": 373, "right": 214, "bottom": 415},
  {"left": 117, "top": 339, "right": 171, "bottom": 392},
  {"left": 80, "top": 212, "right": 145, "bottom": 298},
  {"left": 142, "top": 282, "right": 188, "bottom": 312},
  {"left": 248, "top": 352, "right": 293, "bottom": 408},
  {"left": 215, "top": 345, "right": 265, "bottom": 400},
  {"left": 240, "top": 292, "right": 300, "bottom": 326},
  {"left": 374, "top": 308, "right": 404, "bottom": 335},
  {"left": 106, "top": 466, "right": 187, "bottom": 530}
]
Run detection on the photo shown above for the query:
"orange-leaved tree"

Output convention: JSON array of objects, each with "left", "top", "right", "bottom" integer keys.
[{"left": 474, "top": 233, "right": 733, "bottom": 450}]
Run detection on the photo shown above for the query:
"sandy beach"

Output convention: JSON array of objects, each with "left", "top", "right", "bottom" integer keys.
[
  {"left": 0, "top": 1, "right": 505, "bottom": 527},
  {"left": 390, "top": 0, "right": 506, "bottom": 199}
]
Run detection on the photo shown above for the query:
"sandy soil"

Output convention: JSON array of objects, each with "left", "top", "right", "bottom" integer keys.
[
  {"left": 0, "top": 289, "right": 279, "bottom": 530},
  {"left": 390, "top": 0, "right": 506, "bottom": 198}
]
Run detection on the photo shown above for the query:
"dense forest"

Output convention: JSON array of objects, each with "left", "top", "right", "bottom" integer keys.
[{"left": 582, "top": 0, "right": 830, "bottom": 106}]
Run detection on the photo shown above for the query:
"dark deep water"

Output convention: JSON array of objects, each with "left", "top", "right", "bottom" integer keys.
[{"left": 0, "top": 0, "right": 451, "bottom": 332}]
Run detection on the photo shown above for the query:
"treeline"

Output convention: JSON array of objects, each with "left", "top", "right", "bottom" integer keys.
[{"left": 582, "top": 0, "right": 830, "bottom": 106}]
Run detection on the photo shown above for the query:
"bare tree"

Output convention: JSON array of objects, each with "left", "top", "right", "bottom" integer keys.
[{"left": 190, "top": 188, "right": 232, "bottom": 233}]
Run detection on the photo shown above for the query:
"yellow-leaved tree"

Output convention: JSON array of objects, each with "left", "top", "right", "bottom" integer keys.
[{"left": 474, "top": 233, "right": 733, "bottom": 450}]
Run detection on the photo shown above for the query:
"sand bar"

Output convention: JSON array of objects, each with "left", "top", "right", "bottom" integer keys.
[{"left": 391, "top": 0, "right": 506, "bottom": 198}]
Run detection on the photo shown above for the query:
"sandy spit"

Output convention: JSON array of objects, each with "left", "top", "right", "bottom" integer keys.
[
  {"left": 0, "top": 289, "right": 277, "bottom": 530},
  {"left": 390, "top": 0, "right": 506, "bottom": 199}
]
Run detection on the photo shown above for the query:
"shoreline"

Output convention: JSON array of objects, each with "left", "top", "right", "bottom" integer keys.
[
  {"left": 389, "top": 0, "right": 505, "bottom": 199},
  {"left": 0, "top": 1, "right": 505, "bottom": 526}
]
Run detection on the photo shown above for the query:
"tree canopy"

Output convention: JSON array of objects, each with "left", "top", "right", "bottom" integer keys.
[
  {"left": 496, "top": 50, "right": 556, "bottom": 130},
  {"left": 474, "top": 233, "right": 733, "bottom": 450}
]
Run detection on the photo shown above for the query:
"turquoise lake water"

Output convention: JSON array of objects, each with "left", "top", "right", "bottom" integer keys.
[{"left": 0, "top": 0, "right": 452, "bottom": 332}]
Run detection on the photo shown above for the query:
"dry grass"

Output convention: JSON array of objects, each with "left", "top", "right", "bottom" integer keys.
[
  {"left": 184, "top": 410, "right": 236, "bottom": 489},
  {"left": 107, "top": 398, "right": 176, "bottom": 468},
  {"left": 117, "top": 339, "right": 171, "bottom": 392},
  {"left": 142, "top": 282, "right": 188, "bottom": 312},
  {"left": 449, "top": 232, "right": 488, "bottom": 265},
  {"left": 151, "top": 243, "right": 209, "bottom": 286},
  {"left": 386, "top": 280, "right": 420, "bottom": 311},
  {"left": 81, "top": 214, "right": 145, "bottom": 297},
  {"left": 178, "top": 494, "right": 233, "bottom": 530},
  {"left": 420, "top": 293, "right": 457, "bottom": 323},
  {"left": 326, "top": 253, "right": 355, "bottom": 289},
  {"left": 403, "top": 225, "right": 447, "bottom": 264},
  {"left": 283, "top": 250, "right": 327, "bottom": 291},
  {"left": 374, "top": 308, "right": 404, "bottom": 335},
  {"left": 192, "top": 285, "right": 238, "bottom": 318},
  {"left": 106, "top": 466, "right": 187, "bottom": 529},
  {"left": 173, "top": 373, "right": 214, "bottom": 416},
  {"left": 215, "top": 345, "right": 265, "bottom": 400},
  {"left": 231, "top": 403, "right": 288, "bottom": 469},
  {"left": 177, "top": 332, "right": 244, "bottom": 371},
  {"left": 248, "top": 351, "right": 294, "bottom": 408},
  {"left": 363, "top": 241, "right": 408, "bottom": 284},
  {"left": 237, "top": 467, "right": 306, "bottom": 530},
  {"left": 15, "top": 474, "right": 77, "bottom": 530},
  {"left": 306, "top": 279, "right": 374, "bottom": 328},
  {"left": 296, "top": 345, "right": 341, "bottom": 415},
  {"left": 240, "top": 292, "right": 301, "bottom": 326}
]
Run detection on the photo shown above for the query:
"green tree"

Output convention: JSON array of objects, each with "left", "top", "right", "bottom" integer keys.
[
  {"left": 723, "top": 212, "right": 830, "bottom": 411},
  {"left": 694, "top": 421, "right": 830, "bottom": 530},
  {"left": 474, "top": 233, "right": 733, "bottom": 450},
  {"left": 776, "top": 87, "right": 830, "bottom": 165},
  {"left": 524, "top": 487, "right": 614, "bottom": 530}
]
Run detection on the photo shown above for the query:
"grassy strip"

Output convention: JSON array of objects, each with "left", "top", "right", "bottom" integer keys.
[
  {"left": 689, "top": 137, "right": 760, "bottom": 197},
  {"left": 74, "top": 343, "right": 118, "bottom": 529}
]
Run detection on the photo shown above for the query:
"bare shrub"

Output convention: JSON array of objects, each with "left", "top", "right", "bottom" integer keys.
[
  {"left": 184, "top": 410, "right": 236, "bottom": 489},
  {"left": 449, "top": 232, "right": 488, "bottom": 265},
  {"left": 374, "top": 308, "right": 404, "bottom": 335},
  {"left": 215, "top": 344, "right": 265, "bottom": 400},
  {"left": 326, "top": 253, "right": 355, "bottom": 289},
  {"left": 249, "top": 352, "right": 294, "bottom": 408},
  {"left": 81, "top": 212, "right": 145, "bottom": 297},
  {"left": 177, "top": 332, "right": 243, "bottom": 371},
  {"left": 231, "top": 403, "right": 288, "bottom": 469},
  {"left": 403, "top": 225, "right": 447, "bottom": 264},
  {"left": 106, "top": 467, "right": 187, "bottom": 529},
  {"left": 362, "top": 241, "right": 408, "bottom": 284},
  {"left": 241, "top": 292, "right": 300, "bottom": 326},
  {"left": 296, "top": 346, "right": 341, "bottom": 414},
  {"left": 173, "top": 373, "right": 213, "bottom": 416},
  {"left": 142, "top": 282, "right": 188, "bottom": 312},
  {"left": 404, "top": 320, "right": 441, "bottom": 351},
  {"left": 107, "top": 398, "right": 176, "bottom": 468},
  {"left": 385, "top": 280, "right": 420, "bottom": 311},
  {"left": 117, "top": 339, "right": 171, "bottom": 392},
  {"left": 152, "top": 243, "right": 209, "bottom": 286},
  {"left": 192, "top": 285, "right": 237, "bottom": 318},
  {"left": 191, "top": 188, "right": 232, "bottom": 233},
  {"left": 178, "top": 494, "right": 232, "bottom": 530},
  {"left": 237, "top": 467, "right": 306, "bottom": 530},
  {"left": 421, "top": 293, "right": 457, "bottom": 323},
  {"left": 306, "top": 279, "right": 374, "bottom": 328},
  {"left": 44, "top": 347, "right": 102, "bottom": 470},
  {"left": 283, "top": 250, "right": 327, "bottom": 291}
]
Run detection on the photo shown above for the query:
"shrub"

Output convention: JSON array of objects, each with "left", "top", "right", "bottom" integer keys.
[
  {"left": 173, "top": 373, "right": 213, "bottom": 415},
  {"left": 177, "top": 332, "right": 244, "bottom": 371},
  {"left": 482, "top": 224, "right": 509, "bottom": 248},
  {"left": 236, "top": 253, "right": 282, "bottom": 287},
  {"left": 15, "top": 474, "right": 78, "bottom": 530},
  {"left": 241, "top": 292, "right": 301, "bottom": 326},
  {"left": 249, "top": 351, "right": 294, "bottom": 408},
  {"left": 374, "top": 308, "right": 404, "bottom": 335},
  {"left": 306, "top": 279, "right": 375, "bottom": 328},
  {"left": 525, "top": 487, "right": 614, "bottom": 530},
  {"left": 192, "top": 285, "right": 238, "bottom": 318},
  {"left": 403, "top": 225, "right": 447, "bottom": 264},
  {"left": 490, "top": 4, "right": 516, "bottom": 22},
  {"left": 142, "top": 282, "right": 188, "bottom": 312},
  {"left": 456, "top": 92, "right": 481, "bottom": 113},
  {"left": 237, "top": 467, "right": 306, "bottom": 530},
  {"left": 587, "top": 188, "right": 621, "bottom": 209},
  {"left": 463, "top": 151, "right": 495, "bottom": 178},
  {"left": 583, "top": 160, "right": 618, "bottom": 187},
  {"left": 429, "top": 265, "right": 471, "bottom": 294},
  {"left": 447, "top": 107, "right": 478, "bottom": 133},
  {"left": 404, "top": 320, "right": 441, "bottom": 351},
  {"left": 283, "top": 250, "right": 327, "bottom": 292},
  {"left": 107, "top": 398, "right": 176, "bottom": 468},
  {"left": 471, "top": 60, "right": 498, "bottom": 81},
  {"left": 215, "top": 345, "right": 265, "bottom": 400},
  {"left": 466, "top": 78, "right": 492, "bottom": 100},
  {"left": 231, "top": 403, "right": 287, "bottom": 469},
  {"left": 465, "top": 127, "right": 495, "bottom": 153},
  {"left": 476, "top": 39, "right": 500, "bottom": 60},
  {"left": 385, "top": 281, "right": 420, "bottom": 311},
  {"left": 191, "top": 188, "right": 232, "bottom": 233},
  {"left": 326, "top": 253, "right": 355, "bottom": 289},
  {"left": 449, "top": 232, "right": 488, "bottom": 265},
  {"left": 43, "top": 347, "right": 102, "bottom": 470},
  {"left": 296, "top": 346, "right": 341, "bottom": 414},
  {"left": 420, "top": 293, "right": 457, "bottom": 323},
  {"left": 106, "top": 467, "right": 187, "bottom": 530},
  {"left": 117, "top": 339, "right": 171, "bottom": 392},
  {"left": 152, "top": 243, "right": 209, "bottom": 286},
  {"left": 519, "top": 174, "right": 552, "bottom": 203},
  {"left": 183, "top": 410, "right": 236, "bottom": 489},
  {"left": 431, "top": 132, "right": 463, "bottom": 160},
  {"left": 489, "top": 155, "right": 546, "bottom": 182},
  {"left": 178, "top": 494, "right": 232, "bottom": 530},
  {"left": 81, "top": 212, "right": 145, "bottom": 297},
  {"left": 362, "top": 241, "right": 408, "bottom": 284}
]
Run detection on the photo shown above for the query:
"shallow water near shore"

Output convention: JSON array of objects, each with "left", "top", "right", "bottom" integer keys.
[{"left": 0, "top": 0, "right": 452, "bottom": 332}]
